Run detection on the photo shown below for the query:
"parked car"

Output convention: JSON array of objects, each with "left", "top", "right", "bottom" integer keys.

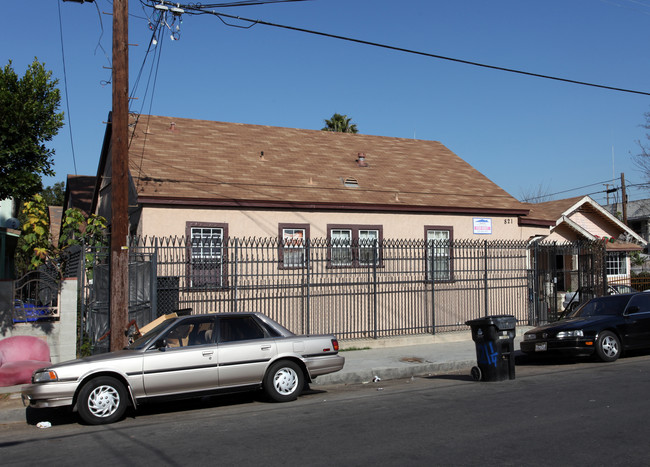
[
  {"left": 521, "top": 292, "right": 650, "bottom": 362},
  {"left": 22, "top": 312, "right": 345, "bottom": 425},
  {"left": 562, "top": 284, "right": 638, "bottom": 312}
]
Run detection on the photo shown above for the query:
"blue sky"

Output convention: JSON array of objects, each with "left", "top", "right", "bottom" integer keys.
[{"left": 3, "top": 0, "right": 650, "bottom": 205}]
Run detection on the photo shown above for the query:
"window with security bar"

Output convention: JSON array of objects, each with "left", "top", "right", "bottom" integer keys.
[
  {"left": 426, "top": 227, "right": 452, "bottom": 281},
  {"left": 190, "top": 226, "right": 224, "bottom": 288}
]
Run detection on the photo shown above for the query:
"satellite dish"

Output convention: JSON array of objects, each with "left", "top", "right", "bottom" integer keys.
[{"left": 5, "top": 218, "right": 20, "bottom": 230}]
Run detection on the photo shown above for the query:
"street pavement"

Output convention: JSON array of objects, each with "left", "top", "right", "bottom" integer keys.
[{"left": 0, "top": 328, "right": 528, "bottom": 425}]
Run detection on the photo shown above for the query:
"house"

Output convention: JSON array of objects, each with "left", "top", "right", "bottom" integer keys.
[
  {"left": 523, "top": 196, "right": 646, "bottom": 291},
  {"left": 93, "top": 114, "right": 551, "bottom": 244},
  {"left": 605, "top": 198, "right": 650, "bottom": 252}
]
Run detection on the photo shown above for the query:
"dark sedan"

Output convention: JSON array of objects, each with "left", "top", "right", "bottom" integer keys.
[{"left": 521, "top": 292, "right": 650, "bottom": 362}]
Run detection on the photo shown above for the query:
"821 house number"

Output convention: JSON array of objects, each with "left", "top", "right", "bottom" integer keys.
[{"left": 504, "top": 219, "right": 513, "bottom": 224}]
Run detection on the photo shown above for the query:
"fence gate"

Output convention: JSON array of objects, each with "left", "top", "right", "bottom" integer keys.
[
  {"left": 81, "top": 245, "right": 156, "bottom": 354},
  {"left": 529, "top": 240, "right": 605, "bottom": 325}
]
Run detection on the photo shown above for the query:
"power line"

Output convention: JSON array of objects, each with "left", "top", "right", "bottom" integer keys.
[
  {"left": 152, "top": 3, "right": 650, "bottom": 97},
  {"left": 57, "top": 0, "right": 78, "bottom": 175}
]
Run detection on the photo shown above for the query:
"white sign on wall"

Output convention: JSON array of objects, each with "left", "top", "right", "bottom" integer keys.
[{"left": 473, "top": 218, "right": 492, "bottom": 235}]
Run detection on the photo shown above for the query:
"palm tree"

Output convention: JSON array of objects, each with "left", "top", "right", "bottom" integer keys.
[{"left": 322, "top": 113, "right": 358, "bottom": 133}]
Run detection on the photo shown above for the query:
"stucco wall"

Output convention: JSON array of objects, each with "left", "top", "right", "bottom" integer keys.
[
  {"left": 0, "top": 279, "right": 78, "bottom": 364},
  {"left": 139, "top": 207, "right": 548, "bottom": 241}
]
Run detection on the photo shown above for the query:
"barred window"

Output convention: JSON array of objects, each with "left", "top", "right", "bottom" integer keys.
[
  {"left": 359, "top": 229, "right": 379, "bottom": 266},
  {"left": 189, "top": 225, "right": 225, "bottom": 289},
  {"left": 426, "top": 227, "right": 452, "bottom": 281},
  {"left": 282, "top": 228, "right": 306, "bottom": 267},
  {"left": 328, "top": 225, "right": 382, "bottom": 267},
  {"left": 331, "top": 229, "right": 353, "bottom": 266}
]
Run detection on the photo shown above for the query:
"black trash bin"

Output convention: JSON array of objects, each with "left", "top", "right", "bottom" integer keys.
[{"left": 465, "top": 314, "right": 516, "bottom": 382}]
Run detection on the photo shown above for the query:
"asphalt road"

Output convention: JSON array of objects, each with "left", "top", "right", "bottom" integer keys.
[{"left": 1, "top": 354, "right": 650, "bottom": 466}]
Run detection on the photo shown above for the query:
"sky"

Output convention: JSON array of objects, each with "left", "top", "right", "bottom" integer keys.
[{"left": 3, "top": 0, "right": 650, "bottom": 206}]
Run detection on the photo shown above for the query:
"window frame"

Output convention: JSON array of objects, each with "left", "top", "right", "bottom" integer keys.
[
  {"left": 186, "top": 222, "right": 229, "bottom": 289},
  {"left": 424, "top": 225, "right": 454, "bottom": 282},
  {"left": 278, "top": 224, "right": 310, "bottom": 269},
  {"left": 327, "top": 224, "right": 383, "bottom": 268},
  {"left": 606, "top": 251, "right": 627, "bottom": 277}
]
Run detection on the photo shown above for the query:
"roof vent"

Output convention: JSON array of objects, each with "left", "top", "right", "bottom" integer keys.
[
  {"left": 356, "top": 152, "right": 368, "bottom": 167},
  {"left": 168, "top": 122, "right": 176, "bottom": 132},
  {"left": 343, "top": 177, "right": 359, "bottom": 188}
]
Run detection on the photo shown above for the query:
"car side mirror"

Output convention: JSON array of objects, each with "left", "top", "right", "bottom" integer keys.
[
  {"left": 627, "top": 305, "right": 640, "bottom": 314},
  {"left": 155, "top": 338, "right": 168, "bottom": 350}
]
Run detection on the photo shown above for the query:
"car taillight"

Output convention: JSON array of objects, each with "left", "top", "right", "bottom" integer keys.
[{"left": 332, "top": 339, "right": 339, "bottom": 351}]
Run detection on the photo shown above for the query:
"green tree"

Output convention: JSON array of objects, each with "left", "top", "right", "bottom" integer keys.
[
  {"left": 0, "top": 59, "right": 64, "bottom": 201},
  {"left": 41, "top": 181, "right": 66, "bottom": 206},
  {"left": 322, "top": 113, "right": 358, "bottom": 133},
  {"left": 16, "top": 194, "right": 107, "bottom": 277}
]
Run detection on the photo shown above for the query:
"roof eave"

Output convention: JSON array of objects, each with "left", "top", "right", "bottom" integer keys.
[{"left": 136, "top": 196, "right": 530, "bottom": 216}]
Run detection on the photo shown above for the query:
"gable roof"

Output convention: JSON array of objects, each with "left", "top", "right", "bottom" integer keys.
[
  {"left": 525, "top": 195, "right": 646, "bottom": 248},
  {"left": 122, "top": 115, "right": 529, "bottom": 215},
  {"left": 64, "top": 175, "right": 96, "bottom": 215}
]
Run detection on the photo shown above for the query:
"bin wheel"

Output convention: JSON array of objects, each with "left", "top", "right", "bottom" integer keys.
[{"left": 471, "top": 366, "right": 482, "bottom": 381}]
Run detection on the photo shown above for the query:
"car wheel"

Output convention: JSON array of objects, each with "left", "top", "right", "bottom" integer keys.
[
  {"left": 264, "top": 360, "right": 304, "bottom": 402},
  {"left": 596, "top": 331, "right": 621, "bottom": 362},
  {"left": 77, "top": 376, "right": 128, "bottom": 425}
]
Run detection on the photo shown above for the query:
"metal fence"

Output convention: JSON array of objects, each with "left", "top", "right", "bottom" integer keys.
[
  {"left": 12, "top": 267, "right": 60, "bottom": 323},
  {"left": 80, "top": 236, "right": 537, "bottom": 344}
]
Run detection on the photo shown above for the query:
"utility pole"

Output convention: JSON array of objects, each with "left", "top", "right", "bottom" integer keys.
[
  {"left": 110, "top": 0, "right": 129, "bottom": 351},
  {"left": 621, "top": 172, "right": 628, "bottom": 225}
]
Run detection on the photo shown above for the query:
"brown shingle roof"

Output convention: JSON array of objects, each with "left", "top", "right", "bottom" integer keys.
[
  {"left": 522, "top": 196, "right": 585, "bottom": 223},
  {"left": 127, "top": 115, "right": 527, "bottom": 214}
]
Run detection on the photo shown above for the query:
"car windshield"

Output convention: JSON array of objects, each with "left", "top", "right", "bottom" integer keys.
[
  {"left": 567, "top": 294, "right": 631, "bottom": 318},
  {"left": 127, "top": 318, "right": 179, "bottom": 350}
]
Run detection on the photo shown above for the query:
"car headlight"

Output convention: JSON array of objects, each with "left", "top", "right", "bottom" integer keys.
[
  {"left": 556, "top": 330, "right": 584, "bottom": 338},
  {"left": 524, "top": 333, "right": 537, "bottom": 341},
  {"left": 32, "top": 370, "right": 58, "bottom": 383}
]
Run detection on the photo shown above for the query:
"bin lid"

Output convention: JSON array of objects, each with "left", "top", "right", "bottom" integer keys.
[{"left": 465, "top": 314, "right": 516, "bottom": 330}]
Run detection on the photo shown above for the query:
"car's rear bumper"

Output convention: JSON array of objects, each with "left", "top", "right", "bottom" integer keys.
[
  {"left": 21, "top": 382, "right": 78, "bottom": 409},
  {"left": 304, "top": 354, "right": 345, "bottom": 378}
]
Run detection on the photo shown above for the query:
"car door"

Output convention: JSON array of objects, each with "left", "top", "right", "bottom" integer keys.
[
  {"left": 216, "top": 315, "right": 278, "bottom": 388},
  {"left": 623, "top": 293, "right": 650, "bottom": 348},
  {"left": 142, "top": 316, "right": 219, "bottom": 397}
]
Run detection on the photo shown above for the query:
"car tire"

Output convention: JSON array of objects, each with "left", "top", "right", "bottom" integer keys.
[
  {"left": 595, "top": 331, "right": 621, "bottom": 362},
  {"left": 77, "top": 376, "right": 128, "bottom": 425},
  {"left": 264, "top": 360, "right": 304, "bottom": 402}
]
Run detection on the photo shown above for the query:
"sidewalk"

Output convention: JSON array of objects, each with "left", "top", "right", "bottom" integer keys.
[{"left": 0, "top": 328, "right": 528, "bottom": 424}]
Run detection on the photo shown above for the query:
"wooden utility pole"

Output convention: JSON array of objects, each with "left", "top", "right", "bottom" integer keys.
[
  {"left": 110, "top": 0, "right": 129, "bottom": 351},
  {"left": 621, "top": 172, "right": 628, "bottom": 225}
]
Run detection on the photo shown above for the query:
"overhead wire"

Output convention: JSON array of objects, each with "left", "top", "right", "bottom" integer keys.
[
  {"left": 57, "top": 0, "right": 78, "bottom": 175},
  {"left": 156, "top": 3, "right": 650, "bottom": 97}
]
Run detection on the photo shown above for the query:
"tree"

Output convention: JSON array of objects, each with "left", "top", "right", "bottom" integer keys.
[
  {"left": 634, "top": 111, "right": 650, "bottom": 187},
  {"left": 41, "top": 181, "right": 66, "bottom": 206},
  {"left": 519, "top": 182, "right": 553, "bottom": 203},
  {"left": 322, "top": 113, "right": 358, "bottom": 133},
  {"left": 15, "top": 193, "right": 107, "bottom": 277},
  {"left": 0, "top": 59, "right": 64, "bottom": 201}
]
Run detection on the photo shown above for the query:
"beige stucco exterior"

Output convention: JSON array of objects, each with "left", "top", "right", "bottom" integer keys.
[{"left": 137, "top": 206, "right": 549, "bottom": 241}]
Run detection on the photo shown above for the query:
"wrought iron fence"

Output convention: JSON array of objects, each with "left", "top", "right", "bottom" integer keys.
[
  {"left": 80, "top": 236, "right": 610, "bottom": 352},
  {"left": 102, "top": 237, "right": 533, "bottom": 338},
  {"left": 13, "top": 267, "right": 60, "bottom": 323}
]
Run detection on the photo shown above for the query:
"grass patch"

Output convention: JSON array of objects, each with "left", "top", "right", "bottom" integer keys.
[{"left": 340, "top": 346, "right": 371, "bottom": 352}]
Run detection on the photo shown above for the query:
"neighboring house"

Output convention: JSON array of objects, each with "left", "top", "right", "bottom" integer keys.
[
  {"left": 63, "top": 175, "right": 96, "bottom": 217},
  {"left": 93, "top": 114, "right": 551, "bottom": 244},
  {"left": 523, "top": 196, "right": 646, "bottom": 290},
  {"left": 605, "top": 198, "right": 650, "bottom": 251}
]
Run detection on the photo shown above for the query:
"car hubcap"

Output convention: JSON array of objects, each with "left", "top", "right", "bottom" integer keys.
[
  {"left": 88, "top": 385, "right": 120, "bottom": 418},
  {"left": 601, "top": 336, "right": 618, "bottom": 357},
  {"left": 273, "top": 367, "right": 298, "bottom": 395}
]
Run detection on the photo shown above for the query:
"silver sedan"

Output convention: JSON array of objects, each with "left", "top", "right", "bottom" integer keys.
[{"left": 22, "top": 312, "right": 345, "bottom": 425}]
